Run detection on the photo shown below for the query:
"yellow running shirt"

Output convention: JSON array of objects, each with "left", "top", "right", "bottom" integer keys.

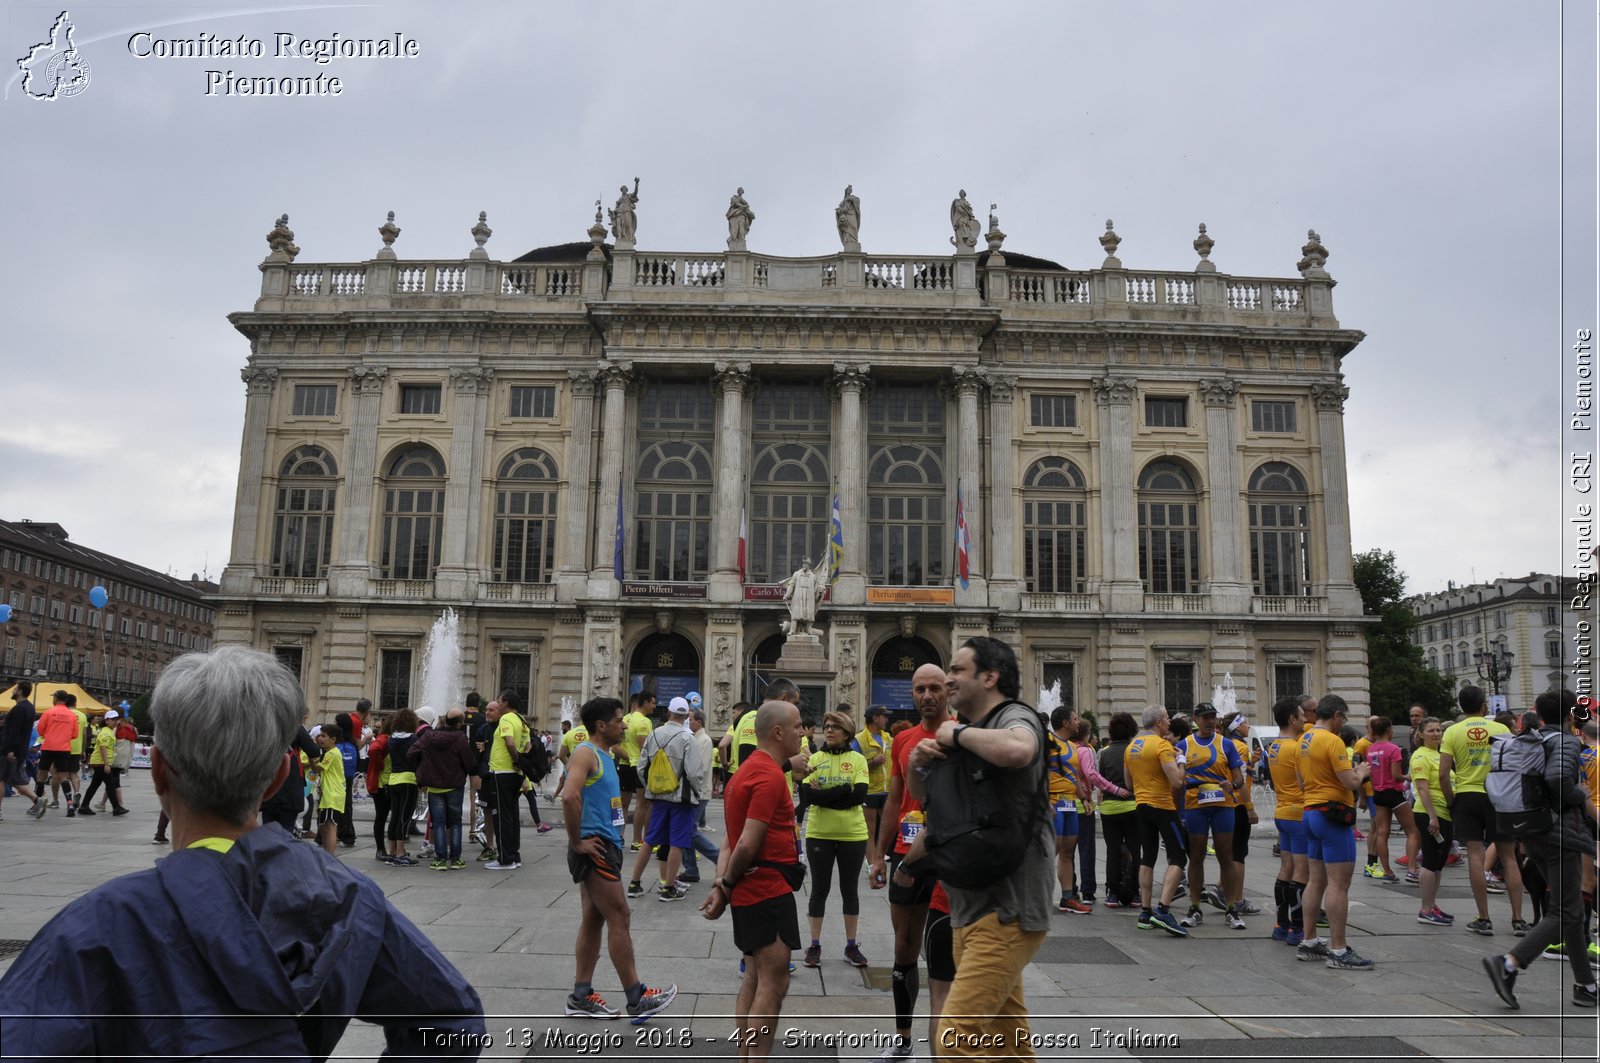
[
  {"left": 1298, "top": 727, "right": 1353, "bottom": 807},
  {"left": 1265, "top": 735, "right": 1304, "bottom": 820},
  {"left": 1439, "top": 717, "right": 1509, "bottom": 795},
  {"left": 1125, "top": 733, "right": 1178, "bottom": 810}
]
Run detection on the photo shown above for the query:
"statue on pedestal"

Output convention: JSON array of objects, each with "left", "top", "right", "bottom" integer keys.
[
  {"left": 609, "top": 178, "right": 640, "bottom": 245},
  {"left": 950, "top": 190, "right": 979, "bottom": 251},
  {"left": 779, "top": 556, "right": 829, "bottom": 637},
  {"left": 726, "top": 187, "right": 754, "bottom": 248},
  {"left": 835, "top": 185, "right": 861, "bottom": 251}
]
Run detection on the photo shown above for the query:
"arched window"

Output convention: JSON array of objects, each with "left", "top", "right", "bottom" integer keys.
[
  {"left": 867, "top": 384, "right": 945, "bottom": 586},
  {"left": 1248, "top": 462, "right": 1310, "bottom": 596},
  {"left": 1022, "top": 456, "right": 1087, "bottom": 593},
  {"left": 491, "top": 448, "right": 559, "bottom": 583},
  {"left": 271, "top": 445, "right": 338, "bottom": 578},
  {"left": 380, "top": 444, "right": 445, "bottom": 580},
  {"left": 1137, "top": 460, "right": 1200, "bottom": 594}
]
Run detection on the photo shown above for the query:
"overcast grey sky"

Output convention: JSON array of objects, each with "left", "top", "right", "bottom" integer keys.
[{"left": 0, "top": 1, "right": 1590, "bottom": 598}]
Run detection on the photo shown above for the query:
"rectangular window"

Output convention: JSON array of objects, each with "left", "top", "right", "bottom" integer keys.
[
  {"left": 1162, "top": 662, "right": 1196, "bottom": 715},
  {"left": 273, "top": 646, "right": 304, "bottom": 682},
  {"left": 1273, "top": 664, "right": 1307, "bottom": 704},
  {"left": 1040, "top": 662, "right": 1076, "bottom": 712},
  {"left": 398, "top": 384, "right": 442, "bottom": 415},
  {"left": 1251, "top": 400, "right": 1296, "bottom": 433},
  {"left": 291, "top": 384, "right": 338, "bottom": 417},
  {"left": 1546, "top": 605, "right": 1559, "bottom": 625},
  {"left": 1029, "top": 393, "right": 1077, "bottom": 428},
  {"left": 49, "top": 601, "right": 64, "bottom": 620},
  {"left": 88, "top": 610, "right": 100, "bottom": 630},
  {"left": 1024, "top": 499, "right": 1087, "bottom": 593},
  {"left": 379, "top": 649, "right": 413, "bottom": 712},
  {"left": 1495, "top": 609, "right": 1506, "bottom": 629},
  {"left": 136, "top": 622, "right": 147, "bottom": 639},
  {"left": 68, "top": 605, "right": 82, "bottom": 625},
  {"left": 508, "top": 385, "right": 556, "bottom": 419},
  {"left": 498, "top": 652, "right": 532, "bottom": 712},
  {"left": 1547, "top": 640, "right": 1563, "bottom": 662},
  {"left": 30, "top": 596, "right": 44, "bottom": 615},
  {"left": 1145, "top": 397, "right": 1187, "bottom": 428}
]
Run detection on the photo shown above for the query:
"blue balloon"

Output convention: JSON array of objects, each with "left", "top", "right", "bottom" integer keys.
[
  {"left": 0, "top": 603, "right": 10, "bottom": 623},
  {"left": 89, "top": 586, "right": 108, "bottom": 609},
  {"left": 686, "top": 691, "right": 703, "bottom": 710}
]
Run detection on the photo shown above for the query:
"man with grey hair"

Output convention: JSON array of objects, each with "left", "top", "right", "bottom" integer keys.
[
  {"left": 680, "top": 708, "right": 721, "bottom": 883},
  {"left": 0, "top": 645, "right": 485, "bottom": 1058}
]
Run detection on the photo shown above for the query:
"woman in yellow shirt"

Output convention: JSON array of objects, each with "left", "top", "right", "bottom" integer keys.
[{"left": 1410, "top": 718, "right": 1454, "bottom": 926}]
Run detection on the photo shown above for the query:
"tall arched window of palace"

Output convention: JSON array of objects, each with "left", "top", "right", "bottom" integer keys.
[
  {"left": 271, "top": 445, "right": 338, "bottom": 578},
  {"left": 635, "top": 382, "right": 714, "bottom": 581},
  {"left": 1022, "top": 456, "right": 1087, "bottom": 593},
  {"left": 750, "top": 383, "right": 830, "bottom": 582},
  {"left": 491, "top": 448, "right": 559, "bottom": 583},
  {"left": 868, "top": 383, "right": 945, "bottom": 586},
  {"left": 1137, "top": 460, "right": 1200, "bottom": 594},
  {"left": 380, "top": 444, "right": 445, "bottom": 580},
  {"left": 1247, "top": 461, "right": 1311, "bottom": 596}
]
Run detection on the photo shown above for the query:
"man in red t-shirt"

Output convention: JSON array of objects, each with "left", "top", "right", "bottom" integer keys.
[
  {"left": 701, "top": 699, "right": 806, "bottom": 1061},
  {"left": 865, "top": 663, "right": 952, "bottom": 1062}
]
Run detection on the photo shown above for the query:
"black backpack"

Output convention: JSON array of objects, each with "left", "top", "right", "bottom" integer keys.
[
  {"left": 518, "top": 736, "right": 551, "bottom": 782},
  {"left": 903, "top": 701, "right": 1047, "bottom": 890}
]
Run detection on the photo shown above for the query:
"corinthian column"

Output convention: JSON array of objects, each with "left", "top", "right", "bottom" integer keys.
[
  {"left": 986, "top": 374, "right": 1019, "bottom": 610},
  {"left": 1092, "top": 376, "right": 1141, "bottom": 612},
  {"left": 436, "top": 366, "right": 494, "bottom": 599},
  {"left": 1199, "top": 378, "right": 1247, "bottom": 613},
  {"left": 589, "top": 361, "right": 634, "bottom": 595},
  {"left": 951, "top": 366, "right": 987, "bottom": 604},
  {"left": 558, "top": 370, "right": 598, "bottom": 600},
  {"left": 220, "top": 365, "right": 278, "bottom": 595},
  {"left": 710, "top": 361, "right": 752, "bottom": 603},
  {"left": 1311, "top": 381, "right": 1361, "bottom": 614},
  {"left": 831, "top": 362, "right": 870, "bottom": 605},
  {"left": 328, "top": 364, "right": 388, "bottom": 597}
]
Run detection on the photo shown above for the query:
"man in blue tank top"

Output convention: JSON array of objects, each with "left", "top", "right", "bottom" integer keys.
[{"left": 560, "top": 695, "right": 678, "bottom": 1025}]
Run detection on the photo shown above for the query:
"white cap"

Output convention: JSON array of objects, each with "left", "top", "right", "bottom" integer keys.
[
  {"left": 309, "top": 725, "right": 323, "bottom": 738},
  {"left": 105, "top": 710, "right": 120, "bottom": 720},
  {"left": 667, "top": 697, "right": 691, "bottom": 716}
]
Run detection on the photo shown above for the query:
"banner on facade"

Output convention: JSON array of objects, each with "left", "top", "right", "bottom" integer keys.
[
  {"left": 620, "top": 582, "right": 709, "bottom": 600},
  {"left": 744, "top": 584, "right": 833, "bottom": 603},
  {"left": 866, "top": 587, "right": 955, "bottom": 605}
]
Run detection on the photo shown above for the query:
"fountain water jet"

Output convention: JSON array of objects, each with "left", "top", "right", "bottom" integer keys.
[{"left": 419, "top": 608, "right": 461, "bottom": 714}]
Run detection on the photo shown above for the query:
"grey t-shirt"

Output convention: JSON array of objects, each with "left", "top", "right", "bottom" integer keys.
[{"left": 943, "top": 702, "right": 1056, "bottom": 932}]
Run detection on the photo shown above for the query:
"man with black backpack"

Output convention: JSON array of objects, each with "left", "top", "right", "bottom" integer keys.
[
  {"left": 906, "top": 636, "right": 1052, "bottom": 1058},
  {"left": 1482, "top": 691, "right": 1598, "bottom": 1010}
]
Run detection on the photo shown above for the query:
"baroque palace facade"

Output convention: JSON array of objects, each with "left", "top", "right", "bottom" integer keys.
[{"left": 218, "top": 198, "right": 1368, "bottom": 729}]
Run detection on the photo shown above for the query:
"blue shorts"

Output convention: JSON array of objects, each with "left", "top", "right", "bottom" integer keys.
[
  {"left": 1275, "top": 817, "right": 1309, "bottom": 856},
  {"left": 644, "top": 799, "right": 696, "bottom": 849},
  {"left": 1183, "top": 805, "right": 1235, "bottom": 837},
  {"left": 1052, "top": 803, "right": 1080, "bottom": 838},
  {"left": 1301, "top": 808, "right": 1357, "bottom": 864}
]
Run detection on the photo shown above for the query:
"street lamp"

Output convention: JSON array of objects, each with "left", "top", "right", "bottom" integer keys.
[{"left": 1474, "top": 643, "right": 1514, "bottom": 696}]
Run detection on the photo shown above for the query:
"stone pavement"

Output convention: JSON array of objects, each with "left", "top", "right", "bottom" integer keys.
[{"left": 1, "top": 772, "right": 1596, "bottom": 1062}]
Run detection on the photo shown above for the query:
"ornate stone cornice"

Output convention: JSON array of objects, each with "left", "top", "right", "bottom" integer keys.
[
  {"left": 1090, "top": 376, "right": 1136, "bottom": 406},
  {"left": 598, "top": 360, "right": 635, "bottom": 391},
  {"left": 831, "top": 361, "right": 871, "bottom": 394},
  {"left": 348, "top": 365, "right": 388, "bottom": 394},
  {"left": 1310, "top": 381, "right": 1349, "bottom": 412},
  {"left": 449, "top": 366, "right": 494, "bottom": 394},
  {"left": 240, "top": 365, "right": 278, "bottom": 394},
  {"left": 1198, "top": 378, "right": 1240, "bottom": 408},
  {"left": 712, "top": 360, "right": 753, "bottom": 393}
]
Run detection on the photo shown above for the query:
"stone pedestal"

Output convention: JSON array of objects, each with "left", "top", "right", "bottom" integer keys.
[{"left": 775, "top": 631, "right": 829, "bottom": 673}]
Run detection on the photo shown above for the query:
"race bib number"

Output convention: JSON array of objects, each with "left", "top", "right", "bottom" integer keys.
[
  {"left": 1055, "top": 799, "right": 1077, "bottom": 814},
  {"left": 899, "top": 817, "right": 925, "bottom": 846},
  {"left": 1197, "top": 787, "right": 1226, "bottom": 806},
  {"left": 611, "top": 797, "right": 625, "bottom": 828}
]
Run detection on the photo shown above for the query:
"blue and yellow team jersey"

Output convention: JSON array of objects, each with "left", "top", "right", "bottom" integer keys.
[
  {"left": 1265, "top": 735, "right": 1304, "bottom": 820},
  {"left": 1182, "top": 733, "right": 1242, "bottom": 810},
  {"left": 1126, "top": 733, "right": 1178, "bottom": 810},
  {"left": 1047, "top": 734, "right": 1080, "bottom": 802}
]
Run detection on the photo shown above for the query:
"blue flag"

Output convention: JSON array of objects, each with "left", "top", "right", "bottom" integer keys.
[
  {"left": 612, "top": 477, "right": 624, "bottom": 580},
  {"left": 828, "top": 494, "right": 844, "bottom": 585}
]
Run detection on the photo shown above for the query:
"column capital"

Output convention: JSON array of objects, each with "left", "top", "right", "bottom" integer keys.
[
  {"left": 348, "top": 365, "right": 388, "bottom": 394},
  {"left": 598, "top": 360, "right": 635, "bottom": 391},
  {"left": 831, "top": 361, "right": 871, "bottom": 394},
  {"left": 712, "top": 360, "right": 753, "bottom": 393},
  {"left": 240, "top": 365, "right": 278, "bottom": 395},
  {"left": 1090, "top": 375, "right": 1137, "bottom": 406},
  {"left": 1310, "top": 381, "right": 1350, "bottom": 412},
  {"left": 449, "top": 366, "right": 494, "bottom": 394},
  {"left": 950, "top": 365, "right": 987, "bottom": 398},
  {"left": 1198, "top": 378, "right": 1240, "bottom": 408},
  {"left": 987, "top": 373, "right": 1017, "bottom": 403},
  {"left": 568, "top": 368, "right": 598, "bottom": 398}
]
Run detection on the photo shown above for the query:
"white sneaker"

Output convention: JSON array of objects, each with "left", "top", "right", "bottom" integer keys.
[
  {"left": 483, "top": 860, "right": 521, "bottom": 870},
  {"left": 869, "top": 1038, "right": 914, "bottom": 1062}
]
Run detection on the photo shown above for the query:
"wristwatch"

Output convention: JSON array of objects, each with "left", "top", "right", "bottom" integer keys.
[
  {"left": 952, "top": 724, "right": 969, "bottom": 749},
  {"left": 717, "top": 876, "right": 737, "bottom": 893}
]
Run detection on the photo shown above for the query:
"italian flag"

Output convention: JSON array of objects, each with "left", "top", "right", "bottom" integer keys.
[{"left": 737, "top": 505, "right": 747, "bottom": 583}]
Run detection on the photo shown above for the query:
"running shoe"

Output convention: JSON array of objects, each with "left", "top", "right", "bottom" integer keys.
[
  {"left": 1417, "top": 908, "right": 1453, "bottom": 926},
  {"left": 1150, "top": 908, "right": 1189, "bottom": 937},
  {"left": 1467, "top": 917, "right": 1495, "bottom": 937},
  {"left": 1102, "top": 897, "right": 1125, "bottom": 909},
  {"left": 1575, "top": 983, "right": 1598, "bottom": 1008},
  {"left": 844, "top": 944, "right": 869, "bottom": 968},
  {"left": 537, "top": 823, "right": 554, "bottom": 833},
  {"left": 1284, "top": 928, "right": 1304, "bottom": 947},
  {"left": 1404, "top": 869, "right": 1420, "bottom": 885},
  {"left": 449, "top": 859, "right": 467, "bottom": 869},
  {"left": 1172, "top": 882, "right": 1188, "bottom": 901},
  {"left": 1201, "top": 885, "right": 1227, "bottom": 911},
  {"left": 76, "top": 807, "right": 96, "bottom": 816},
  {"left": 1326, "top": 946, "right": 1374, "bottom": 971},
  {"left": 1446, "top": 851, "right": 1461, "bottom": 866},
  {"left": 627, "top": 984, "right": 678, "bottom": 1025},
  {"left": 1225, "top": 908, "right": 1247, "bottom": 931},
  {"left": 1485, "top": 875, "right": 1507, "bottom": 895},
  {"left": 112, "top": 808, "right": 129, "bottom": 816},
  {"left": 429, "top": 859, "right": 448, "bottom": 871},
  {"left": 657, "top": 883, "right": 689, "bottom": 902},
  {"left": 868, "top": 1038, "right": 914, "bottom": 1062},
  {"left": 1482, "top": 956, "right": 1519, "bottom": 1009},
  {"left": 152, "top": 835, "right": 167, "bottom": 844},
  {"left": 1136, "top": 910, "right": 1156, "bottom": 930},
  {"left": 1236, "top": 898, "right": 1261, "bottom": 915},
  {"left": 1179, "top": 906, "right": 1205, "bottom": 929},
  {"left": 565, "top": 991, "right": 620, "bottom": 1020},
  {"left": 802, "top": 944, "right": 822, "bottom": 968},
  {"left": 476, "top": 848, "right": 497, "bottom": 862},
  {"left": 1362, "top": 862, "right": 1385, "bottom": 879},
  {"left": 629, "top": 841, "right": 643, "bottom": 852},
  {"left": 1546, "top": 941, "right": 1566, "bottom": 956},
  {"left": 1206, "top": 842, "right": 1216, "bottom": 856},
  {"left": 626, "top": 882, "right": 647, "bottom": 899},
  {"left": 1395, "top": 854, "right": 1410, "bottom": 866},
  {"left": 1379, "top": 873, "right": 1400, "bottom": 884},
  {"left": 1296, "top": 939, "right": 1330, "bottom": 962},
  {"left": 1059, "top": 898, "right": 1093, "bottom": 915},
  {"left": 394, "top": 855, "right": 418, "bottom": 866},
  {"left": 737, "top": 959, "right": 797, "bottom": 974},
  {"left": 1590, "top": 942, "right": 1600, "bottom": 959},
  {"left": 1353, "top": 828, "right": 1365, "bottom": 840},
  {"left": 1512, "top": 919, "right": 1530, "bottom": 937},
  {"left": 1271, "top": 925, "right": 1290, "bottom": 941},
  {"left": 1316, "top": 910, "right": 1330, "bottom": 929},
  {"left": 1271, "top": 843, "right": 1281, "bottom": 857},
  {"left": 483, "top": 860, "right": 520, "bottom": 870}
]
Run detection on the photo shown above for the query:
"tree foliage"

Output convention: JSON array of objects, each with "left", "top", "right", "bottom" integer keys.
[
  {"left": 129, "top": 693, "right": 153, "bottom": 736},
  {"left": 1352, "top": 549, "right": 1454, "bottom": 721}
]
